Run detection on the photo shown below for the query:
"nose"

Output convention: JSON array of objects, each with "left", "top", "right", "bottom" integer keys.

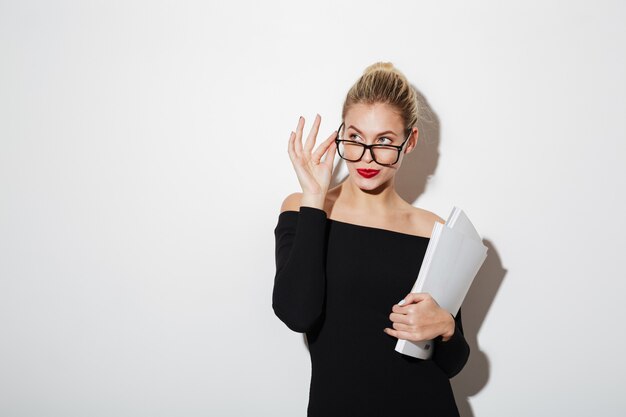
[{"left": 362, "top": 146, "right": 374, "bottom": 163}]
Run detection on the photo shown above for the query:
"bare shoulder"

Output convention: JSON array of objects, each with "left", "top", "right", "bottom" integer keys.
[
  {"left": 424, "top": 208, "right": 446, "bottom": 225},
  {"left": 408, "top": 206, "right": 446, "bottom": 237},
  {"left": 280, "top": 192, "right": 303, "bottom": 213}
]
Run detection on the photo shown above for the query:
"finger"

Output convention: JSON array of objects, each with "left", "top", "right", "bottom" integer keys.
[
  {"left": 392, "top": 300, "right": 425, "bottom": 314},
  {"left": 294, "top": 116, "right": 304, "bottom": 157},
  {"left": 391, "top": 322, "right": 413, "bottom": 332},
  {"left": 408, "top": 292, "right": 439, "bottom": 308},
  {"left": 304, "top": 113, "right": 321, "bottom": 153},
  {"left": 322, "top": 139, "right": 337, "bottom": 170},
  {"left": 389, "top": 311, "right": 411, "bottom": 325},
  {"left": 287, "top": 131, "right": 296, "bottom": 160},
  {"left": 314, "top": 130, "right": 337, "bottom": 165},
  {"left": 383, "top": 327, "right": 414, "bottom": 341},
  {"left": 398, "top": 292, "right": 429, "bottom": 306}
]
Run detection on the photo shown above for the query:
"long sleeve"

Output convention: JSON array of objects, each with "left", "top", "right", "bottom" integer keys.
[
  {"left": 432, "top": 307, "right": 470, "bottom": 378},
  {"left": 272, "top": 206, "right": 328, "bottom": 333}
]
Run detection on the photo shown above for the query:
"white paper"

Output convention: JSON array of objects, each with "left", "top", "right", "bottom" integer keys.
[{"left": 394, "top": 207, "right": 487, "bottom": 359}]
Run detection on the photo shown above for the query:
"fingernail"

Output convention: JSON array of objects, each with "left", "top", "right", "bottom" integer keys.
[{"left": 398, "top": 299, "right": 406, "bottom": 306}]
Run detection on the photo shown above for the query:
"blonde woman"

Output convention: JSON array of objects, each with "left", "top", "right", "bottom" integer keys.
[{"left": 272, "top": 62, "right": 470, "bottom": 416}]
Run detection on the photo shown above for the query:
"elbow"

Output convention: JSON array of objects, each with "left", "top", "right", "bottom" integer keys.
[
  {"left": 442, "top": 342, "right": 471, "bottom": 379},
  {"left": 271, "top": 269, "right": 325, "bottom": 333},
  {"left": 433, "top": 334, "right": 471, "bottom": 379},
  {"left": 272, "top": 302, "right": 322, "bottom": 333}
]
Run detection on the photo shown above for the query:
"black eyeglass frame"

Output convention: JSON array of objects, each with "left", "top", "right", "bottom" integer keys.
[{"left": 334, "top": 122, "right": 413, "bottom": 166}]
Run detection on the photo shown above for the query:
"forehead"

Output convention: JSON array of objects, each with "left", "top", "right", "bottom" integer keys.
[{"left": 344, "top": 102, "right": 404, "bottom": 133}]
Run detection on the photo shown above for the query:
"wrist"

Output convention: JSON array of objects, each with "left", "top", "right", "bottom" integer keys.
[
  {"left": 441, "top": 313, "right": 455, "bottom": 342},
  {"left": 301, "top": 193, "right": 326, "bottom": 210}
]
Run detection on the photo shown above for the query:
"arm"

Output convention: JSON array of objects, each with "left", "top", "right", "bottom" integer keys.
[
  {"left": 272, "top": 205, "right": 328, "bottom": 333},
  {"left": 273, "top": 113, "right": 335, "bottom": 332},
  {"left": 432, "top": 307, "right": 470, "bottom": 378}
]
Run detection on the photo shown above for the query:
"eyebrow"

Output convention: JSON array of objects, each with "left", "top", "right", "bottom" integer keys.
[{"left": 347, "top": 125, "right": 398, "bottom": 137}]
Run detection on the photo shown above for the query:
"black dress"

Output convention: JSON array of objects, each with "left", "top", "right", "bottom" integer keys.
[{"left": 272, "top": 206, "right": 470, "bottom": 417}]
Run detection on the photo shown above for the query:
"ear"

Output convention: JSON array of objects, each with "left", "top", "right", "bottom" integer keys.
[{"left": 404, "top": 126, "right": 419, "bottom": 154}]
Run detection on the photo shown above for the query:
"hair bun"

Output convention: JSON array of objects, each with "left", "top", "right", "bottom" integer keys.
[
  {"left": 363, "top": 61, "right": 396, "bottom": 75},
  {"left": 343, "top": 61, "right": 419, "bottom": 131}
]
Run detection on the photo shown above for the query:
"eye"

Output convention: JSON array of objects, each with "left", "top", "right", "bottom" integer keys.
[
  {"left": 349, "top": 133, "right": 363, "bottom": 142},
  {"left": 378, "top": 136, "right": 392, "bottom": 144}
]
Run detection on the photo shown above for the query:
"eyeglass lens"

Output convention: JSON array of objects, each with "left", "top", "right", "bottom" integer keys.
[
  {"left": 337, "top": 125, "right": 400, "bottom": 165},
  {"left": 337, "top": 142, "right": 399, "bottom": 165}
]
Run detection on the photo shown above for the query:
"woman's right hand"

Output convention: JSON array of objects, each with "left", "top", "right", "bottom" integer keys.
[{"left": 287, "top": 114, "right": 338, "bottom": 201}]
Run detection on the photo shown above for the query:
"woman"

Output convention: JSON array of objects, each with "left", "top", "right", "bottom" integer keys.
[{"left": 272, "top": 62, "right": 470, "bottom": 416}]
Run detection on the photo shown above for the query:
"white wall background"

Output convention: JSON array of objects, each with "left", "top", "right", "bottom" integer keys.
[{"left": 1, "top": 1, "right": 625, "bottom": 416}]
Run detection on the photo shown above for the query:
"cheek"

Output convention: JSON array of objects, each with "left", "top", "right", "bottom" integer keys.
[{"left": 378, "top": 167, "right": 393, "bottom": 176}]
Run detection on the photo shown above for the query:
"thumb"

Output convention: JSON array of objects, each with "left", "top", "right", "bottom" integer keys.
[{"left": 397, "top": 292, "right": 428, "bottom": 306}]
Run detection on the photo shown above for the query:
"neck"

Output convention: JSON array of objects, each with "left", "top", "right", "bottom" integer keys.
[{"left": 337, "top": 176, "right": 403, "bottom": 215}]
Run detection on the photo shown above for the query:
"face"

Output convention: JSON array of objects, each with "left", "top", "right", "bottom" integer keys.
[{"left": 340, "top": 102, "right": 418, "bottom": 191}]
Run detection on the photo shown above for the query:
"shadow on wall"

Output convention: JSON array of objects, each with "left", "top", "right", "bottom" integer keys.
[
  {"left": 400, "top": 87, "right": 508, "bottom": 417},
  {"left": 452, "top": 240, "right": 507, "bottom": 417},
  {"left": 394, "top": 87, "right": 441, "bottom": 202},
  {"left": 304, "top": 86, "right": 507, "bottom": 417}
]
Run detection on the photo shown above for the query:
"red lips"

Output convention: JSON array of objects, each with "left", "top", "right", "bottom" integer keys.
[{"left": 356, "top": 169, "right": 380, "bottom": 178}]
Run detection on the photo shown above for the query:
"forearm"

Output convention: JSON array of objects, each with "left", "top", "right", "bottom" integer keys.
[{"left": 272, "top": 206, "right": 328, "bottom": 333}]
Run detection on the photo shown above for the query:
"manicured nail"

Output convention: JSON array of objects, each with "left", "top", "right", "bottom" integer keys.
[{"left": 398, "top": 299, "right": 406, "bottom": 306}]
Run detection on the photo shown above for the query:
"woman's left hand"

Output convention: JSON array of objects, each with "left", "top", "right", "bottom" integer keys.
[{"left": 383, "top": 292, "right": 455, "bottom": 342}]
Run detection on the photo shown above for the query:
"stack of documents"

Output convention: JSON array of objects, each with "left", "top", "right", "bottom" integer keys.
[{"left": 395, "top": 207, "right": 488, "bottom": 359}]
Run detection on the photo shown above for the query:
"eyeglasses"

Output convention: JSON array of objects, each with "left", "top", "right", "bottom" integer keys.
[{"left": 334, "top": 122, "right": 412, "bottom": 166}]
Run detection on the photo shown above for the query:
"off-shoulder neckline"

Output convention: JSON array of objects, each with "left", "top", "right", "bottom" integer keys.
[{"left": 279, "top": 209, "right": 430, "bottom": 240}]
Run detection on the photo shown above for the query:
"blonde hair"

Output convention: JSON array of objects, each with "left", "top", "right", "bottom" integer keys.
[{"left": 342, "top": 62, "right": 419, "bottom": 132}]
